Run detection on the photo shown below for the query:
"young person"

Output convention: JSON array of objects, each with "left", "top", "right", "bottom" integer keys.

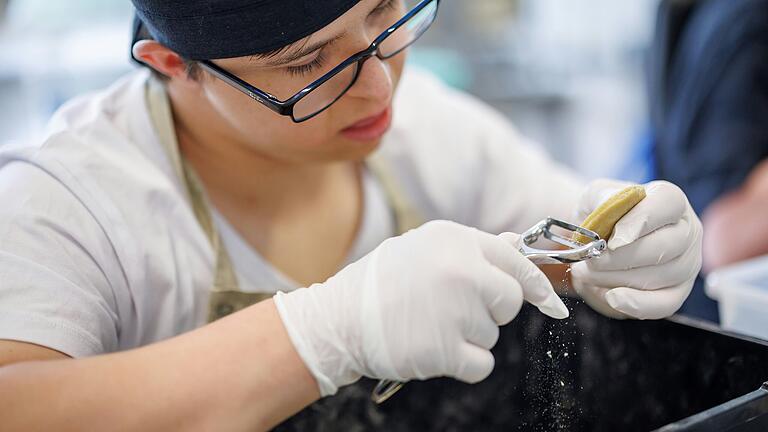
[{"left": 0, "top": 1, "right": 702, "bottom": 430}]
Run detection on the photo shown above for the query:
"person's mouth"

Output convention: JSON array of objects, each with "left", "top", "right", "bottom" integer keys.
[{"left": 340, "top": 106, "right": 392, "bottom": 141}]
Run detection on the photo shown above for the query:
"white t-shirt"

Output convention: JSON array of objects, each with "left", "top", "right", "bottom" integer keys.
[
  {"left": 210, "top": 167, "right": 395, "bottom": 293},
  {"left": 0, "top": 68, "right": 585, "bottom": 358}
]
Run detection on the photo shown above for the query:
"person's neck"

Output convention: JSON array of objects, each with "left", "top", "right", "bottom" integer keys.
[{"left": 167, "top": 87, "right": 352, "bottom": 219}]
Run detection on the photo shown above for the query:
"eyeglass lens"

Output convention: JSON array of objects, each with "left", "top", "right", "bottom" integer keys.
[{"left": 292, "top": 0, "right": 438, "bottom": 122}]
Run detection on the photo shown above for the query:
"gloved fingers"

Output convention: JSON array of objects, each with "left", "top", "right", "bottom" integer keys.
[
  {"left": 585, "top": 219, "right": 692, "bottom": 271},
  {"left": 479, "top": 264, "right": 524, "bottom": 326},
  {"left": 465, "top": 312, "right": 501, "bottom": 350},
  {"left": 454, "top": 343, "right": 495, "bottom": 384},
  {"left": 487, "top": 232, "right": 569, "bottom": 319},
  {"left": 609, "top": 181, "right": 687, "bottom": 250},
  {"left": 575, "top": 179, "right": 634, "bottom": 221},
  {"left": 604, "top": 281, "right": 694, "bottom": 320},
  {"left": 570, "top": 276, "right": 629, "bottom": 319},
  {"left": 574, "top": 279, "right": 692, "bottom": 320},
  {"left": 572, "top": 243, "right": 701, "bottom": 291}
]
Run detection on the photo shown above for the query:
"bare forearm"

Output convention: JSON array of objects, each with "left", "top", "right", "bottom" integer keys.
[
  {"left": 703, "top": 195, "right": 768, "bottom": 271},
  {"left": 703, "top": 161, "right": 768, "bottom": 272},
  {"left": 0, "top": 299, "right": 319, "bottom": 432}
]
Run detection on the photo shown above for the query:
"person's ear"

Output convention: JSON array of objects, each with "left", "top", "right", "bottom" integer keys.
[{"left": 132, "top": 40, "right": 190, "bottom": 80}]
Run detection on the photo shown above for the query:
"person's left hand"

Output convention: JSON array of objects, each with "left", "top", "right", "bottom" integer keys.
[{"left": 570, "top": 179, "right": 703, "bottom": 319}]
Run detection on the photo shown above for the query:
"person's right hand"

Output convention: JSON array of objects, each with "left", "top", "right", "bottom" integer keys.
[{"left": 274, "top": 220, "right": 569, "bottom": 397}]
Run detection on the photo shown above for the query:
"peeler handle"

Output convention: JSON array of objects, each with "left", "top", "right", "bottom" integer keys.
[{"left": 372, "top": 379, "right": 405, "bottom": 404}]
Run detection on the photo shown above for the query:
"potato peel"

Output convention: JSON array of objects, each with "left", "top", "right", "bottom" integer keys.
[{"left": 573, "top": 185, "right": 646, "bottom": 244}]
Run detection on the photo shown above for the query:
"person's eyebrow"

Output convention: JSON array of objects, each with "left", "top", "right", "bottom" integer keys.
[
  {"left": 262, "top": 34, "right": 346, "bottom": 67},
  {"left": 261, "top": 0, "right": 393, "bottom": 67}
]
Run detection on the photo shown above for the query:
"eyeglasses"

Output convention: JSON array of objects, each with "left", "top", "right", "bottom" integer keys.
[{"left": 198, "top": 0, "right": 439, "bottom": 123}]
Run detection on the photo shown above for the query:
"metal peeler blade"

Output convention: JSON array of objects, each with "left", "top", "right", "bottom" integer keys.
[
  {"left": 370, "top": 218, "right": 607, "bottom": 405},
  {"left": 519, "top": 217, "right": 606, "bottom": 265}
]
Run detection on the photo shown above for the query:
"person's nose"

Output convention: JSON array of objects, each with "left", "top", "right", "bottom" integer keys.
[{"left": 344, "top": 55, "right": 394, "bottom": 105}]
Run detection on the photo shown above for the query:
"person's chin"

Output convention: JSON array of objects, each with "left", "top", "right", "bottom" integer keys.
[{"left": 331, "top": 137, "right": 384, "bottom": 162}]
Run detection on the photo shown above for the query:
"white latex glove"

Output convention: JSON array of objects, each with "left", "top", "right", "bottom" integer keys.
[
  {"left": 571, "top": 179, "right": 703, "bottom": 320},
  {"left": 274, "top": 220, "right": 569, "bottom": 397}
]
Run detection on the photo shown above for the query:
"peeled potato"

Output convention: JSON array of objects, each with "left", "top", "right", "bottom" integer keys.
[{"left": 573, "top": 185, "right": 646, "bottom": 244}]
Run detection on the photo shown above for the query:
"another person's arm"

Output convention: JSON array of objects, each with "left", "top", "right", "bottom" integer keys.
[{"left": 702, "top": 159, "right": 768, "bottom": 272}]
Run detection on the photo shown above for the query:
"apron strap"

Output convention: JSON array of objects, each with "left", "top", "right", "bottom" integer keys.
[
  {"left": 146, "top": 78, "right": 271, "bottom": 322},
  {"left": 366, "top": 152, "right": 425, "bottom": 235}
]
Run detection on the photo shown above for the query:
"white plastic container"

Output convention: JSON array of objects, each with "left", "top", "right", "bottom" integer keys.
[{"left": 706, "top": 254, "right": 768, "bottom": 341}]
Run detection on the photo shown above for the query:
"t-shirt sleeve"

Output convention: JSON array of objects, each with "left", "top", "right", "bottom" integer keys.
[
  {"left": 385, "top": 69, "right": 588, "bottom": 235},
  {"left": 462, "top": 107, "right": 588, "bottom": 234},
  {"left": 0, "top": 160, "right": 121, "bottom": 357}
]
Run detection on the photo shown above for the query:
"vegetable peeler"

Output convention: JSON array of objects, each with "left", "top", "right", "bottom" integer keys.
[{"left": 371, "top": 217, "right": 607, "bottom": 404}]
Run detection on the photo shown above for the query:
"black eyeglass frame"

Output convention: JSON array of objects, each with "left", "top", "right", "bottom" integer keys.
[{"left": 198, "top": 0, "right": 440, "bottom": 123}]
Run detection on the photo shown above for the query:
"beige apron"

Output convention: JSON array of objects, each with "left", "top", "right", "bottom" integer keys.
[{"left": 145, "top": 77, "right": 424, "bottom": 323}]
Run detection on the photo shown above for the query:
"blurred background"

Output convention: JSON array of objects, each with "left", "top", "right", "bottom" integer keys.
[
  {"left": 1, "top": 0, "right": 768, "bottom": 330},
  {"left": 0, "top": 0, "right": 657, "bottom": 179}
]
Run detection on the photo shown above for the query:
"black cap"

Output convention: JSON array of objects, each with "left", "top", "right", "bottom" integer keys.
[{"left": 130, "top": 0, "right": 361, "bottom": 60}]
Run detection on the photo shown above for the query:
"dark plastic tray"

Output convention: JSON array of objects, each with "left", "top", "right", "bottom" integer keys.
[
  {"left": 275, "top": 298, "right": 768, "bottom": 431},
  {"left": 658, "top": 382, "right": 768, "bottom": 431}
]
